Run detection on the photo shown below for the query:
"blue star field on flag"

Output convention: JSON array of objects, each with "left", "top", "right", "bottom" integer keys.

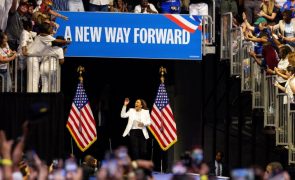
[{"left": 74, "top": 83, "right": 88, "bottom": 110}]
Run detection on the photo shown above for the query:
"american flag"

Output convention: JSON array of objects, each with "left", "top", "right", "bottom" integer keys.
[
  {"left": 66, "top": 82, "right": 97, "bottom": 152},
  {"left": 148, "top": 83, "right": 177, "bottom": 151}
]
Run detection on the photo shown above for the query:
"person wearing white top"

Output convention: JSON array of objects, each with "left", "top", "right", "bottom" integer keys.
[
  {"left": 39, "top": 36, "right": 65, "bottom": 93},
  {"left": 68, "top": 0, "right": 85, "bottom": 12},
  {"left": 26, "top": 22, "right": 58, "bottom": 92},
  {"left": 275, "top": 66, "right": 295, "bottom": 105},
  {"left": 134, "top": 0, "right": 158, "bottom": 14},
  {"left": 121, "top": 98, "right": 151, "bottom": 160},
  {"left": 17, "top": 20, "right": 36, "bottom": 92},
  {"left": 272, "top": 45, "right": 293, "bottom": 88},
  {"left": 89, "top": 0, "right": 110, "bottom": 12},
  {"left": 0, "top": 31, "right": 17, "bottom": 92}
]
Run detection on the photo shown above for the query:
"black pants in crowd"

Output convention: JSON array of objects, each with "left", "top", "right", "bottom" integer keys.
[{"left": 129, "top": 129, "right": 147, "bottom": 160}]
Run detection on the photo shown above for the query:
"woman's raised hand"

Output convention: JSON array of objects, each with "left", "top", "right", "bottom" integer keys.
[{"left": 124, "top": 98, "right": 129, "bottom": 106}]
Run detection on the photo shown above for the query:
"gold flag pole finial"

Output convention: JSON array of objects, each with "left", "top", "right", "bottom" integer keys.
[
  {"left": 159, "top": 66, "right": 167, "bottom": 83},
  {"left": 77, "top": 66, "right": 85, "bottom": 83}
]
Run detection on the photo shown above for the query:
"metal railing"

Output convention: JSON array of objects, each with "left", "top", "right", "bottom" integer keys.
[
  {"left": 0, "top": 65, "right": 12, "bottom": 92},
  {"left": 276, "top": 93, "right": 289, "bottom": 145},
  {"left": 2, "top": 55, "right": 62, "bottom": 93},
  {"left": 288, "top": 110, "right": 295, "bottom": 164},
  {"left": 264, "top": 75, "right": 277, "bottom": 127},
  {"left": 252, "top": 65, "right": 264, "bottom": 109},
  {"left": 220, "top": 12, "right": 232, "bottom": 60},
  {"left": 230, "top": 27, "right": 243, "bottom": 76},
  {"left": 241, "top": 42, "right": 253, "bottom": 92}
]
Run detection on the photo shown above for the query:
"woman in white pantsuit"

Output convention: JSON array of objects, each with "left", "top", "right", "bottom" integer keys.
[{"left": 121, "top": 98, "right": 151, "bottom": 160}]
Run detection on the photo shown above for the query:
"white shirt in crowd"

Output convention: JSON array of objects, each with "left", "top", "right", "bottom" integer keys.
[
  {"left": 276, "top": 57, "right": 289, "bottom": 83},
  {"left": 68, "top": 0, "right": 85, "bottom": 12},
  {"left": 89, "top": 0, "right": 111, "bottom": 6},
  {"left": 134, "top": 3, "right": 158, "bottom": 13},
  {"left": 27, "top": 35, "right": 56, "bottom": 56},
  {"left": 17, "top": 30, "right": 37, "bottom": 57},
  {"left": 0, "top": 45, "right": 10, "bottom": 70},
  {"left": 215, "top": 160, "right": 223, "bottom": 176}
]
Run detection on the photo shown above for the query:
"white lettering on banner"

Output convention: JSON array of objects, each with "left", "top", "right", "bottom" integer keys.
[
  {"left": 64, "top": 26, "right": 72, "bottom": 41},
  {"left": 75, "top": 26, "right": 102, "bottom": 42},
  {"left": 105, "top": 27, "right": 131, "bottom": 43},
  {"left": 76, "top": 26, "right": 83, "bottom": 42},
  {"left": 133, "top": 28, "right": 190, "bottom": 44},
  {"left": 68, "top": 26, "right": 190, "bottom": 44}
]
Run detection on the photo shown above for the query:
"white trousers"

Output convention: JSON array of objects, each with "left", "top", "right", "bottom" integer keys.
[
  {"left": 27, "top": 57, "right": 40, "bottom": 93},
  {"left": 40, "top": 58, "right": 60, "bottom": 93},
  {"left": 68, "top": 0, "right": 84, "bottom": 12}
]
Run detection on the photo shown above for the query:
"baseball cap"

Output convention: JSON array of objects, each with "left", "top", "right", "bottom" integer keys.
[{"left": 254, "top": 17, "right": 267, "bottom": 25}]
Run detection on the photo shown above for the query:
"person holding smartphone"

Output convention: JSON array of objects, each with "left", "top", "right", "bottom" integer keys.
[
  {"left": 134, "top": 0, "right": 158, "bottom": 14},
  {"left": 120, "top": 98, "right": 151, "bottom": 160}
]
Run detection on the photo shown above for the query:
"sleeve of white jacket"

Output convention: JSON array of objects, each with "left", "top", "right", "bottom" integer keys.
[
  {"left": 121, "top": 105, "right": 129, "bottom": 118},
  {"left": 143, "top": 110, "right": 151, "bottom": 126}
]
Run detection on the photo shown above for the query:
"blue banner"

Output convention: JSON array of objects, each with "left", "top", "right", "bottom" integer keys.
[{"left": 56, "top": 12, "right": 202, "bottom": 60}]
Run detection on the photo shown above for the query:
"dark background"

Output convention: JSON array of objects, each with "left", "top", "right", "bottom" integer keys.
[{"left": 1, "top": 55, "right": 293, "bottom": 175}]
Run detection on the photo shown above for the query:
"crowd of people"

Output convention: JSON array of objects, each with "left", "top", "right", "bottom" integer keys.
[{"left": 0, "top": 121, "right": 291, "bottom": 180}]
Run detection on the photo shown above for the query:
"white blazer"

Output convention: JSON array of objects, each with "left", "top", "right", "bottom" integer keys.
[{"left": 121, "top": 106, "right": 151, "bottom": 139}]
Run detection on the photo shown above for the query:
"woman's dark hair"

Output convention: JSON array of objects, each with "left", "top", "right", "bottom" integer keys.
[
  {"left": 282, "top": 9, "right": 292, "bottom": 18},
  {"left": 138, "top": 99, "right": 148, "bottom": 110},
  {"left": 22, "top": 19, "right": 33, "bottom": 31},
  {"left": 287, "top": 66, "right": 295, "bottom": 74},
  {"left": 0, "top": 31, "right": 7, "bottom": 45},
  {"left": 52, "top": 36, "right": 65, "bottom": 47},
  {"left": 39, "top": 22, "right": 51, "bottom": 34},
  {"left": 280, "top": 45, "right": 293, "bottom": 59}
]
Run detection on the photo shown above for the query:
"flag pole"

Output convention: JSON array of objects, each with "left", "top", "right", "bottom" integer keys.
[
  {"left": 69, "top": 65, "right": 85, "bottom": 156},
  {"left": 71, "top": 138, "right": 74, "bottom": 155},
  {"left": 77, "top": 65, "right": 85, "bottom": 83},
  {"left": 159, "top": 66, "right": 166, "bottom": 174}
]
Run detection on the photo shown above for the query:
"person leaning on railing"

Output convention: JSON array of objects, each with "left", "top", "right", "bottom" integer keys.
[
  {"left": 0, "top": 30, "right": 17, "bottom": 92},
  {"left": 274, "top": 65, "right": 295, "bottom": 109}
]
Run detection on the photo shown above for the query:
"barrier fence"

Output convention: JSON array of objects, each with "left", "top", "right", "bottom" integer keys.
[
  {"left": 0, "top": 55, "right": 61, "bottom": 93},
  {"left": 276, "top": 93, "right": 289, "bottom": 146},
  {"left": 264, "top": 75, "right": 276, "bottom": 127}
]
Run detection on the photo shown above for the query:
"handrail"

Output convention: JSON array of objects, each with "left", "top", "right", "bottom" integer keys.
[
  {"left": 220, "top": 12, "right": 233, "bottom": 60},
  {"left": 11, "top": 55, "right": 61, "bottom": 93}
]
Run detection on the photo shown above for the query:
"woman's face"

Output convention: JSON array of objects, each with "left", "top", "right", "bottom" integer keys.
[{"left": 135, "top": 100, "right": 142, "bottom": 110}]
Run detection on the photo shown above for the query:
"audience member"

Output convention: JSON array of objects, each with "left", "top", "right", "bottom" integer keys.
[
  {"left": 0, "top": 30, "right": 17, "bottom": 92},
  {"left": 5, "top": 1, "right": 29, "bottom": 51},
  {"left": 89, "top": 0, "right": 110, "bottom": 12},
  {"left": 209, "top": 151, "right": 229, "bottom": 177},
  {"left": 39, "top": 35, "right": 66, "bottom": 93},
  {"left": 111, "top": 0, "right": 128, "bottom": 12},
  {"left": 134, "top": 0, "right": 158, "bottom": 14},
  {"left": 160, "top": 0, "right": 181, "bottom": 14},
  {"left": 81, "top": 155, "right": 97, "bottom": 180},
  {"left": 68, "top": 0, "right": 85, "bottom": 12}
]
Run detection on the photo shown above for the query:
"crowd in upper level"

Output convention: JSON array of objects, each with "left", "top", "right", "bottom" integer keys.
[{"left": 0, "top": 0, "right": 208, "bottom": 93}]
